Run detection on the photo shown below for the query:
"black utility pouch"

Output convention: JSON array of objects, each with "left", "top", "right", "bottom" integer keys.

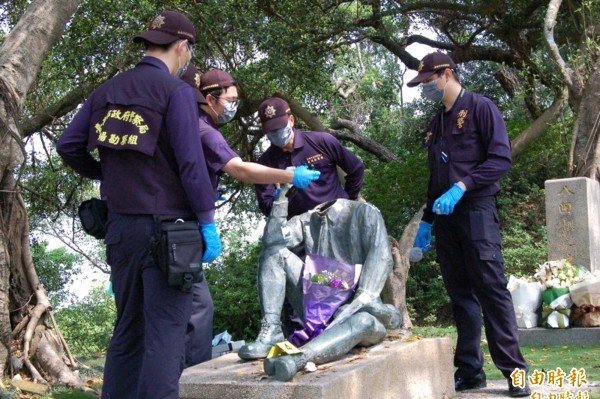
[
  {"left": 152, "top": 216, "right": 204, "bottom": 292},
  {"left": 78, "top": 198, "right": 108, "bottom": 239}
]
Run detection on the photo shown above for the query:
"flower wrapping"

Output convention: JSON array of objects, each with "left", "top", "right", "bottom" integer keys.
[
  {"left": 288, "top": 254, "right": 361, "bottom": 347},
  {"left": 569, "top": 276, "right": 600, "bottom": 327},
  {"left": 542, "top": 292, "right": 573, "bottom": 329},
  {"left": 507, "top": 275, "right": 542, "bottom": 329}
]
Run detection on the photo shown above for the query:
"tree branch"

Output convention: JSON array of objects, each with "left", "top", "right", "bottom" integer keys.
[{"left": 511, "top": 87, "right": 569, "bottom": 157}]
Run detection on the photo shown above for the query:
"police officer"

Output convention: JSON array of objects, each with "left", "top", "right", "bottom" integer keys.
[
  {"left": 180, "top": 67, "right": 320, "bottom": 367},
  {"left": 408, "top": 52, "right": 530, "bottom": 397},
  {"left": 57, "top": 11, "right": 220, "bottom": 399},
  {"left": 255, "top": 97, "right": 365, "bottom": 219}
]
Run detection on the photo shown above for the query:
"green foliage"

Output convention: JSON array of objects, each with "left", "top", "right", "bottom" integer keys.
[
  {"left": 31, "top": 241, "right": 82, "bottom": 307},
  {"left": 205, "top": 232, "right": 262, "bottom": 341},
  {"left": 54, "top": 286, "right": 116, "bottom": 357}
]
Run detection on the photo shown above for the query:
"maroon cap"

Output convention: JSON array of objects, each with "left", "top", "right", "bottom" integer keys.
[
  {"left": 258, "top": 97, "right": 291, "bottom": 132},
  {"left": 198, "top": 69, "right": 237, "bottom": 92},
  {"left": 133, "top": 11, "right": 196, "bottom": 45},
  {"left": 180, "top": 64, "right": 207, "bottom": 104},
  {"left": 407, "top": 52, "right": 457, "bottom": 87}
]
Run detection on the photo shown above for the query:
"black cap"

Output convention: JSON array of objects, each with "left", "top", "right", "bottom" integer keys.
[
  {"left": 133, "top": 11, "right": 196, "bottom": 45},
  {"left": 258, "top": 97, "right": 291, "bottom": 132},
  {"left": 407, "top": 52, "right": 457, "bottom": 87}
]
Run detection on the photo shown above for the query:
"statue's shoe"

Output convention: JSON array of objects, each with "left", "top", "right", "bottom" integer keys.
[
  {"left": 238, "top": 319, "right": 284, "bottom": 360},
  {"left": 263, "top": 355, "right": 305, "bottom": 381}
]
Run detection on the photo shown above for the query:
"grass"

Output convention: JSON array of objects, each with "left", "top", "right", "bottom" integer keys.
[{"left": 413, "top": 325, "right": 600, "bottom": 397}]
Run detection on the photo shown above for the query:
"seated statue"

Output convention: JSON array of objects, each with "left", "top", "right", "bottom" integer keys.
[{"left": 238, "top": 184, "right": 401, "bottom": 381}]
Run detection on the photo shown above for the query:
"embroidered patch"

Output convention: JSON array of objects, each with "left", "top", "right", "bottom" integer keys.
[
  {"left": 456, "top": 109, "right": 468, "bottom": 129},
  {"left": 264, "top": 105, "right": 277, "bottom": 119},
  {"left": 424, "top": 131, "right": 433, "bottom": 144},
  {"left": 151, "top": 15, "right": 165, "bottom": 29}
]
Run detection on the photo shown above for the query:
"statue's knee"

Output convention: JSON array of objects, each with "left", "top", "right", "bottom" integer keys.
[{"left": 349, "top": 313, "right": 386, "bottom": 344}]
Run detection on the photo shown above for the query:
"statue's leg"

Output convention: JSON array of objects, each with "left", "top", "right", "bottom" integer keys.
[
  {"left": 359, "top": 301, "right": 402, "bottom": 329},
  {"left": 239, "top": 249, "right": 303, "bottom": 360},
  {"left": 264, "top": 312, "right": 386, "bottom": 381}
]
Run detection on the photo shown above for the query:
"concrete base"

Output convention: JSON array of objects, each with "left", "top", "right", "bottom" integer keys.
[
  {"left": 180, "top": 337, "right": 455, "bottom": 399},
  {"left": 519, "top": 327, "right": 600, "bottom": 346}
]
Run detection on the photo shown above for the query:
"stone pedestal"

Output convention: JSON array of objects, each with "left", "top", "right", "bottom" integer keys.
[
  {"left": 180, "top": 337, "right": 454, "bottom": 399},
  {"left": 545, "top": 177, "right": 600, "bottom": 272}
]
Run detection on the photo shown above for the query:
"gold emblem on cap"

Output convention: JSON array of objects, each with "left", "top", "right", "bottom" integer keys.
[
  {"left": 194, "top": 73, "right": 201, "bottom": 88},
  {"left": 264, "top": 105, "right": 276, "bottom": 119},
  {"left": 151, "top": 15, "right": 166, "bottom": 29},
  {"left": 418, "top": 60, "right": 424, "bottom": 72}
]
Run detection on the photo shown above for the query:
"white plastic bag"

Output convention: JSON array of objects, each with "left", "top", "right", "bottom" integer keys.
[{"left": 508, "top": 276, "right": 542, "bottom": 329}]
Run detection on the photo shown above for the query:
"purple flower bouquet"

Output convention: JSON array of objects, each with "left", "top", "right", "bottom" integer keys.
[{"left": 288, "top": 254, "right": 361, "bottom": 347}]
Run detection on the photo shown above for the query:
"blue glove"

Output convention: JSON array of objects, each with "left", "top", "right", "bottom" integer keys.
[
  {"left": 414, "top": 221, "right": 432, "bottom": 251},
  {"left": 199, "top": 222, "right": 222, "bottom": 263},
  {"left": 292, "top": 165, "right": 321, "bottom": 189},
  {"left": 273, "top": 187, "right": 281, "bottom": 200},
  {"left": 433, "top": 183, "right": 465, "bottom": 215}
]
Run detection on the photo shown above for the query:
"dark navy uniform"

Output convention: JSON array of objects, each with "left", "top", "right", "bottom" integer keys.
[
  {"left": 255, "top": 130, "right": 364, "bottom": 218},
  {"left": 422, "top": 90, "right": 528, "bottom": 380},
  {"left": 57, "top": 56, "right": 214, "bottom": 399},
  {"left": 185, "top": 109, "right": 238, "bottom": 367}
]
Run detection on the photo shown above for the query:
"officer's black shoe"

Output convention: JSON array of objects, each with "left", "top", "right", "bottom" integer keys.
[
  {"left": 455, "top": 371, "right": 487, "bottom": 391},
  {"left": 508, "top": 379, "right": 531, "bottom": 397}
]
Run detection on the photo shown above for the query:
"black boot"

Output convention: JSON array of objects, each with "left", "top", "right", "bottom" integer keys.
[{"left": 455, "top": 370, "right": 487, "bottom": 391}]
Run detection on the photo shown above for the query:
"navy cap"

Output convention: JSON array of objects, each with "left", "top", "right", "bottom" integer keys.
[
  {"left": 180, "top": 64, "right": 207, "bottom": 104},
  {"left": 198, "top": 69, "right": 237, "bottom": 92},
  {"left": 133, "top": 11, "right": 196, "bottom": 45},
  {"left": 258, "top": 97, "right": 291, "bottom": 132},
  {"left": 407, "top": 52, "right": 457, "bottom": 87}
]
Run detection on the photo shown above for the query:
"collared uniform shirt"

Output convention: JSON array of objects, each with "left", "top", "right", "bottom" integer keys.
[
  {"left": 197, "top": 108, "right": 239, "bottom": 193},
  {"left": 57, "top": 56, "right": 215, "bottom": 224},
  {"left": 255, "top": 129, "right": 364, "bottom": 218},
  {"left": 422, "top": 90, "right": 512, "bottom": 223}
]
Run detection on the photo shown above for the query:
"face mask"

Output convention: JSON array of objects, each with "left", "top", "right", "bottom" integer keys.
[
  {"left": 421, "top": 78, "right": 445, "bottom": 102},
  {"left": 216, "top": 101, "right": 238, "bottom": 124},
  {"left": 267, "top": 125, "right": 293, "bottom": 147},
  {"left": 174, "top": 42, "right": 191, "bottom": 78}
]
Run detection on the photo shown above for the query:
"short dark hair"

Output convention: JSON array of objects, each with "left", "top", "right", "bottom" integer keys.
[
  {"left": 202, "top": 88, "right": 225, "bottom": 99},
  {"left": 437, "top": 68, "right": 461, "bottom": 84},
  {"left": 142, "top": 39, "right": 180, "bottom": 51}
]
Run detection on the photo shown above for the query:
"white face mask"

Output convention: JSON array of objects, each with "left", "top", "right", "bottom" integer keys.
[
  {"left": 174, "top": 41, "right": 192, "bottom": 78},
  {"left": 217, "top": 100, "right": 238, "bottom": 124},
  {"left": 267, "top": 124, "right": 293, "bottom": 147}
]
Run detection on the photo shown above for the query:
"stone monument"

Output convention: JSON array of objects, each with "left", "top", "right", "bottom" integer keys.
[{"left": 545, "top": 177, "right": 600, "bottom": 273}]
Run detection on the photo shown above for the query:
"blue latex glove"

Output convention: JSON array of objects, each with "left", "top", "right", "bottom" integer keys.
[
  {"left": 199, "top": 222, "right": 222, "bottom": 263},
  {"left": 414, "top": 221, "right": 432, "bottom": 251},
  {"left": 273, "top": 187, "right": 281, "bottom": 200},
  {"left": 432, "top": 183, "right": 465, "bottom": 215},
  {"left": 292, "top": 165, "right": 321, "bottom": 189}
]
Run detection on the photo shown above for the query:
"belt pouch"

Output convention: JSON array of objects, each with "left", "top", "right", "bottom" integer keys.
[
  {"left": 78, "top": 198, "right": 108, "bottom": 239},
  {"left": 153, "top": 216, "right": 204, "bottom": 292}
]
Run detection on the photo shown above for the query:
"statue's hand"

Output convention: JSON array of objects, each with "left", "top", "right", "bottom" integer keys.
[{"left": 327, "top": 292, "right": 373, "bottom": 330}]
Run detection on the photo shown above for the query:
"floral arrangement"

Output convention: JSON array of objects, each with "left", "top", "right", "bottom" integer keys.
[
  {"left": 533, "top": 259, "right": 589, "bottom": 290},
  {"left": 309, "top": 270, "right": 350, "bottom": 290}
]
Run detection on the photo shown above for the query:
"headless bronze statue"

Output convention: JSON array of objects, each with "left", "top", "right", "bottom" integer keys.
[{"left": 239, "top": 184, "right": 401, "bottom": 381}]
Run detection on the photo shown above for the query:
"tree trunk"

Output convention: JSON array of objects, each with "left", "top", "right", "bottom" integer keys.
[
  {"left": 569, "top": 59, "right": 600, "bottom": 179},
  {"left": 381, "top": 206, "right": 424, "bottom": 330},
  {"left": 0, "top": 0, "right": 83, "bottom": 387}
]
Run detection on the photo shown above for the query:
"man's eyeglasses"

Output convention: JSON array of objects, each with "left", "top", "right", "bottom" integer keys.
[
  {"left": 219, "top": 97, "right": 240, "bottom": 107},
  {"left": 184, "top": 40, "right": 194, "bottom": 54}
]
